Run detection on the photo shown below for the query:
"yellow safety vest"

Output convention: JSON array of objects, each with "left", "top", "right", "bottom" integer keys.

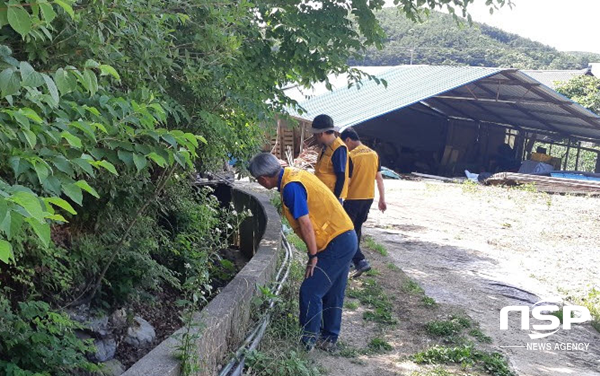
[
  {"left": 281, "top": 167, "right": 354, "bottom": 252},
  {"left": 347, "top": 144, "right": 379, "bottom": 200},
  {"left": 314, "top": 137, "right": 349, "bottom": 199}
]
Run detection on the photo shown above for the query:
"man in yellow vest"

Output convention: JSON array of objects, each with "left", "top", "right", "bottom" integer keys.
[
  {"left": 248, "top": 152, "right": 357, "bottom": 352},
  {"left": 310, "top": 114, "right": 349, "bottom": 201},
  {"left": 340, "top": 128, "right": 387, "bottom": 278}
]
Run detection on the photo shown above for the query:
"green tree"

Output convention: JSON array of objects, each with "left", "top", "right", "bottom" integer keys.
[
  {"left": 555, "top": 75, "right": 600, "bottom": 115},
  {"left": 351, "top": 8, "right": 600, "bottom": 69}
]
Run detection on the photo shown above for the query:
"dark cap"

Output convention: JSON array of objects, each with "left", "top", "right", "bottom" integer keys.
[{"left": 309, "top": 114, "right": 336, "bottom": 134}]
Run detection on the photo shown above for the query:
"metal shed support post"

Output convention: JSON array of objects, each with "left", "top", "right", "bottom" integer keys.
[
  {"left": 575, "top": 141, "right": 581, "bottom": 171},
  {"left": 564, "top": 138, "right": 571, "bottom": 170}
]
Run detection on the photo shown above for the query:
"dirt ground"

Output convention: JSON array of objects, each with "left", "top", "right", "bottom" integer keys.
[{"left": 315, "top": 178, "right": 600, "bottom": 376}]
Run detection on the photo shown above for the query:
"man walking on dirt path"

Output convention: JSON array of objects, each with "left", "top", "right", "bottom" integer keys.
[
  {"left": 310, "top": 114, "right": 349, "bottom": 202},
  {"left": 341, "top": 128, "right": 387, "bottom": 278},
  {"left": 249, "top": 152, "right": 357, "bottom": 352}
]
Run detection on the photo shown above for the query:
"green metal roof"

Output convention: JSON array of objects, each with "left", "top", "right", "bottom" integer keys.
[
  {"left": 287, "top": 65, "right": 600, "bottom": 141},
  {"left": 289, "top": 65, "right": 504, "bottom": 129}
]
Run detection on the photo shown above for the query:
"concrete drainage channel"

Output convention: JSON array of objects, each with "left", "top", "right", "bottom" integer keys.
[
  {"left": 122, "top": 183, "right": 282, "bottom": 376},
  {"left": 219, "top": 231, "right": 294, "bottom": 376}
]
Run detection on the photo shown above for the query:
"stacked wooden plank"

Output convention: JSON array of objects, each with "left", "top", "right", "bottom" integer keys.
[
  {"left": 485, "top": 172, "right": 600, "bottom": 195},
  {"left": 293, "top": 145, "right": 319, "bottom": 170}
]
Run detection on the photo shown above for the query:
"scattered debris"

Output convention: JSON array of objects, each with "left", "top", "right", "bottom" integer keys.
[
  {"left": 292, "top": 145, "right": 319, "bottom": 169},
  {"left": 380, "top": 166, "right": 401, "bottom": 179},
  {"left": 485, "top": 172, "right": 600, "bottom": 194},
  {"left": 411, "top": 172, "right": 463, "bottom": 183}
]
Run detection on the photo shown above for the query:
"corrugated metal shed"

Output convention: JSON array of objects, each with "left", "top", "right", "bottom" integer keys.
[{"left": 288, "top": 65, "right": 600, "bottom": 142}]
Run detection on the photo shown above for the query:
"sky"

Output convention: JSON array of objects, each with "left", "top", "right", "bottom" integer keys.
[{"left": 384, "top": 0, "right": 600, "bottom": 54}]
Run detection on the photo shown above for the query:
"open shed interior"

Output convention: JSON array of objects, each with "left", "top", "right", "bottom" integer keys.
[{"left": 281, "top": 66, "right": 600, "bottom": 176}]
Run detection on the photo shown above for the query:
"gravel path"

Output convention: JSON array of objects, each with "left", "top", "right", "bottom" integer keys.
[{"left": 363, "top": 179, "right": 600, "bottom": 375}]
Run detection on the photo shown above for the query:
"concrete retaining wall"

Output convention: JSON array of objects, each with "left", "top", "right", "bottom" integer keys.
[{"left": 122, "top": 183, "right": 281, "bottom": 376}]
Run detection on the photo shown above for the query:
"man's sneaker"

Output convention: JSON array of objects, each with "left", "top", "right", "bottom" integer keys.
[
  {"left": 352, "top": 260, "right": 371, "bottom": 278},
  {"left": 316, "top": 339, "right": 339, "bottom": 353},
  {"left": 302, "top": 340, "right": 315, "bottom": 352}
]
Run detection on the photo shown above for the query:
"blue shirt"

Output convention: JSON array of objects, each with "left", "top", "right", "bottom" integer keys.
[
  {"left": 331, "top": 147, "right": 347, "bottom": 174},
  {"left": 277, "top": 169, "right": 309, "bottom": 220}
]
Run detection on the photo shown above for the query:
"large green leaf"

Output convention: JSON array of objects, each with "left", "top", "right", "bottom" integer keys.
[
  {"left": 52, "top": 155, "right": 74, "bottom": 175},
  {"left": 133, "top": 154, "right": 147, "bottom": 172},
  {"left": 42, "top": 73, "right": 60, "bottom": 106},
  {"left": 11, "top": 191, "right": 45, "bottom": 223},
  {"left": 20, "top": 61, "right": 44, "bottom": 87},
  {"left": 96, "top": 160, "right": 118, "bottom": 175},
  {"left": 147, "top": 152, "right": 167, "bottom": 167},
  {"left": 82, "top": 69, "right": 98, "bottom": 95},
  {"left": 62, "top": 182, "right": 83, "bottom": 206},
  {"left": 0, "top": 200, "right": 7, "bottom": 225},
  {"left": 44, "top": 197, "right": 77, "bottom": 215},
  {"left": 0, "top": 210, "right": 11, "bottom": 237},
  {"left": 23, "top": 129, "right": 37, "bottom": 148},
  {"left": 53, "top": 68, "right": 77, "bottom": 95},
  {"left": 34, "top": 162, "right": 50, "bottom": 184},
  {"left": 0, "top": 3, "right": 8, "bottom": 27},
  {"left": 7, "top": 4, "right": 31, "bottom": 37},
  {"left": 0, "top": 240, "right": 13, "bottom": 264},
  {"left": 0, "top": 67, "right": 20, "bottom": 97},
  {"left": 117, "top": 150, "right": 134, "bottom": 168},
  {"left": 61, "top": 131, "right": 82, "bottom": 148},
  {"left": 25, "top": 217, "right": 50, "bottom": 248},
  {"left": 75, "top": 180, "right": 99, "bottom": 198},
  {"left": 99, "top": 64, "right": 120, "bottom": 80},
  {"left": 39, "top": 2, "right": 56, "bottom": 23},
  {"left": 54, "top": 0, "right": 74, "bottom": 18},
  {"left": 72, "top": 158, "right": 95, "bottom": 176}
]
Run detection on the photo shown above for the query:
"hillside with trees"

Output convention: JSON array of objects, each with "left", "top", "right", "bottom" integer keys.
[{"left": 351, "top": 9, "right": 600, "bottom": 69}]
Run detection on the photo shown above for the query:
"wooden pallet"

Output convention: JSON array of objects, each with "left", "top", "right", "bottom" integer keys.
[{"left": 485, "top": 172, "right": 600, "bottom": 195}]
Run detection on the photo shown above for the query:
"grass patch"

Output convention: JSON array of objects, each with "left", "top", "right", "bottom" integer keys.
[
  {"left": 469, "top": 329, "right": 492, "bottom": 344},
  {"left": 363, "top": 308, "right": 396, "bottom": 325},
  {"left": 244, "top": 244, "right": 322, "bottom": 375},
  {"left": 347, "top": 278, "right": 397, "bottom": 325},
  {"left": 365, "top": 269, "right": 381, "bottom": 276},
  {"left": 367, "top": 337, "right": 393, "bottom": 353},
  {"left": 412, "top": 344, "right": 514, "bottom": 376},
  {"left": 450, "top": 315, "right": 472, "bottom": 329},
  {"left": 344, "top": 301, "right": 359, "bottom": 310},
  {"left": 425, "top": 316, "right": 473, "bottom": 344},
  {"left": 425, "top": 320, "right": 462, "bottom": 337},
  {"left": 461, "top": 180, "right": 479, "bottom": 194},
  {"left": 402, "top": 279, "right": 425, "bottom": 295},
  {"left": 410, "top": 367, "right": 453, "bottom": 376},
  {"left": 245, "top": 350, "right": 322, "bottom": 376},
  {"left": 386, "top": 262, "right": 400, "bottom": 271},
  {"left": 422, "top": 296, "right": 438, "bottom": 308},
  {"left": 363, "top": 236, "right": 388, "bottom": 256},
  {"left": 578, "top": 287, "right": 600, "bottom": 333},
  {"left": 337, "top": 342, "right": 362, "bottom": 358}
]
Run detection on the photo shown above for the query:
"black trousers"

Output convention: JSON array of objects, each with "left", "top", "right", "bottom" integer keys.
[{"left": 343, "top": 199, "right": 373, "bottom": 266}]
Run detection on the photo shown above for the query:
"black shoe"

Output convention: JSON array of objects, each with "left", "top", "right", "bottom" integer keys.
[
  {"left": 352, "top": 260, "right": 371, "bottom": 278},
  {"left": 302, "top": 340, "right": 315, "bottom": 352}
]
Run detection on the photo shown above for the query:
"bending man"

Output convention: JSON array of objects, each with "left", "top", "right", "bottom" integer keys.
[{"left": 249, "top": 152, "right": 357, "bottom": 351}]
